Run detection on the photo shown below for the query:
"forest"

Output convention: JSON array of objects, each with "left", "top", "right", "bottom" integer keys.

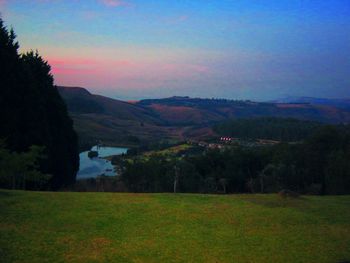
[
  {"left": 118, "top": 125, "right": 350, "bottom": 195},
  {"left": 213, "top": 117, "right": 323, "bottom": 141}
]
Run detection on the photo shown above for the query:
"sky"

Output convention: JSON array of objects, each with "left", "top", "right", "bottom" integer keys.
[{"left": 1, "top": 0, "right": 349, "bottom": 100}]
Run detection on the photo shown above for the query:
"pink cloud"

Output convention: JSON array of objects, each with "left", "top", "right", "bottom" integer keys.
[
  {"left": 49, "top": 58, "right": 97, "bottom": 65},
  {"left": 100, "top": 0, "right": 129, "bottom": 7},
  {"left": 52, "top": 67, "right": 98, "bottom": 75},
  {"left": 0, "top": 0, "right": 7, "bottom": 8},
  {"left": 48, "top": 57, "right": 135, "bottom": 78},
  {"left": 44, "top": 53, "right": 212, "bottom": 91}
]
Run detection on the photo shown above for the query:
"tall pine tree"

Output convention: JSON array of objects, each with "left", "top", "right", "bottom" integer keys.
[{"left": 0, "top": 18, "right": 79, "bottom": 189}]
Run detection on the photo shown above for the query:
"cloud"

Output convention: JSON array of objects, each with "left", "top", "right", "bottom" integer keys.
[
  {"left": 100, "top": 0, "right": 129, "bottom": 7},
  {"left": 0, "top": 0, "right": 7, "bottom": 9},
  {"left": 48, "top": 57, "right": 134, "bottom": 76}
]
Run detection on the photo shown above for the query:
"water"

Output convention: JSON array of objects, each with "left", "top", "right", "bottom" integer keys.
[{"left": 77, "top": 146, "right": 128, "bottom": 179}]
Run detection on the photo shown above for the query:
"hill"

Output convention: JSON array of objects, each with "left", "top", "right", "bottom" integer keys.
[
  {"left": 1, "top": 190, "right": 350, "bottom": 263},
  {"left": 58, "top": 86, "right": 161, "bottom": 123},
  {"left": 57, "top": 86, "right": 176, "bottom": 147},
  {"left": 138, "top": 96, "right": 350, "bottom": 125},
  {"left": 271, "top": 96, "right": 350, "bottom": 110},
  {"left": 57, "top": 87, "right": 350, "bottom": 147},
  {"left": 213, "top": 117, "right": 323, "bottom": 141}
]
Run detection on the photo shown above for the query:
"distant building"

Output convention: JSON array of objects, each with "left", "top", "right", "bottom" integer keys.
[
  {"left": 198, "top": 141, "right": 208, "bottom": 147},
  {"left": 220, "top": 137, "right": 235, "bottom": 143}
]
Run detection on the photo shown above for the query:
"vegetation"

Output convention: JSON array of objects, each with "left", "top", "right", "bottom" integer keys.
[
  {"left": 0, "top": 19, "right": 79, "bottom": 189},
  {"left": 214, "top": 117, "right": 322, "bottom": 141},
  {"left": 1, "top": 190, "right": 349, "bottom": 263},
  {"left": 121, "top": 125, "right": 350, "bottom": 195},
  {"left": 0, "top": 143, "right": 50, "bottom": 190},
  {"left": 143, "top": 143, "right": 192, "bottom": 157},
  {"left": 88, "top": 151, "right": 98, "bottom": 159}
]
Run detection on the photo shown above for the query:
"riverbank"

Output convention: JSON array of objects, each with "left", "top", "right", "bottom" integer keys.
[{"left": 77, "top": 146, "right": 128, "bottom": 179}]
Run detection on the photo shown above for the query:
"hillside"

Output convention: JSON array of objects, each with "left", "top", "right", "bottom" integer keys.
[
  {"left": 213, "top": 117, "right": 323, "bottom": 141},
  {"left": 1, "top": 190, "right": 350, "bottom": 263},
  {"left": 57, "top": 86, "right": 176, "bottom": 147},
  {"left": 57, "top": 87, "right": 350, "bottom": 146},
  {"left": 58, "top": 86, "right": 161, "bottom": 123},
  {"left": 138, "top": 96, "right": 350, "bottom": 125},
  {"left": 271, "top": 97, "right": 350, "bottom": 110}
]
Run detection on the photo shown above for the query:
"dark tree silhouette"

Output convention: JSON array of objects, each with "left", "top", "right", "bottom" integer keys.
[{"left": 0, "top": 18, "right": 79, "bottom": 189}]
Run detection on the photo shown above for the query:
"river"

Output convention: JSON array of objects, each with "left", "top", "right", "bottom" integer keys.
[{"left": 77, "top": 146, "right": 128, "bottom": 179}]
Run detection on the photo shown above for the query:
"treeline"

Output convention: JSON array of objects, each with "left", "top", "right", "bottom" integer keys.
[
  {"left": 120, "top": 125, "right": 350, "bottom": 195},
  {"left": 213, "top": 117, "right": 323, "bottom": 142},
  {"left": 0, "top": 19, "right": 79, "bottom": 190},
  {"left": 138, "top": 96, "right": 251, "bottom": 108}
]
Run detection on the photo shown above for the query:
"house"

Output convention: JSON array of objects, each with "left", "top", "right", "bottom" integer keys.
[{"left": 220, "top": 137, "right": 235, "bottom": 143}]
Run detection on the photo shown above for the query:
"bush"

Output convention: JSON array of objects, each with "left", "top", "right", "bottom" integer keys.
[{"left": 88, "top": 151, "right": 98, "bottom": 159}]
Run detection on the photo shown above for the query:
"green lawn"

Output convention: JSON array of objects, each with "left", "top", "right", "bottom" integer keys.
[{"left": 1, "top": 190, "right": 350, "bottom": 263}]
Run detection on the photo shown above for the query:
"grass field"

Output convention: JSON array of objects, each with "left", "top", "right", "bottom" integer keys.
[
  {"left": 1, "top": 190, "right": 350, "bottom": 263},
  {"left": 144, "top": 143, "right": 192, "bottom": 157}
]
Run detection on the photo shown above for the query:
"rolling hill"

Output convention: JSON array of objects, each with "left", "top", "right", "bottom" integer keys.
[
  {"left": 138, "top": 96, "right": 350, "bottom": 125},
  {"left": 271, "top": 96, "right": 350, "bottom": 110},
  {"left": 57, "top": 86, "right": 177, "bottom": 148},
  {"left": 57, "top": 86, "right": 350, "bottom": 147}
]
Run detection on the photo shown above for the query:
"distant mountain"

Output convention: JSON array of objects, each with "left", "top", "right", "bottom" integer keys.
[
  {"left": 57, "top": 87, "right": 350, "bottom": 147},
  {"left": 270, "top": 97, "right": 350, "bottom": 110},
  {"left": 138, "top": 96, "right": 350, "bottom": 125}
]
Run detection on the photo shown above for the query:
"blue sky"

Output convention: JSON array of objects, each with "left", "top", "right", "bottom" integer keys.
[{"left": 1, "top": 0, "right": 349, "bottom": 100}]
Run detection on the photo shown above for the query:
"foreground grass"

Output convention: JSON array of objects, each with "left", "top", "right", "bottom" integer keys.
[{"left": 0, "top": 190, "right": 349, "bottom": 263}]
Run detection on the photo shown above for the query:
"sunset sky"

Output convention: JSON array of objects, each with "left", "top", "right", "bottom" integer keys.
[{"left": 1, "top": 0, "right": 349, "bottom": 100}]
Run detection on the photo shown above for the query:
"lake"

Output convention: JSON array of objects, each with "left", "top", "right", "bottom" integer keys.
[{"left": 77, "top": 146, "right": 128, "bottom": 179}]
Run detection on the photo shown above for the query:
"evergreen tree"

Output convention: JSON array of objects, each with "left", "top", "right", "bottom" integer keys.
[{"left": 0, "top": 19, "right": 79, "bottom": 189}]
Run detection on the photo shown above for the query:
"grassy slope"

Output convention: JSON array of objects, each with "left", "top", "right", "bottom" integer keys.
[
  {"left": 143, "top": 144, "right": 192, "bottom": 157},
  {"left": 1, "top": 190, "right": 349, "bottom": 263}
]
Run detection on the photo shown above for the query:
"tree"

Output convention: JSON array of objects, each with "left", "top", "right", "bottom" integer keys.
[
  {"left": 0, "top": 143, "right": 50, "bottom": 190},
  {"left": 0, "top": 19, "right": 79, "bottom": 189},
  {"left": 325, "top": 150, "right": 350, "bottom": 194}
]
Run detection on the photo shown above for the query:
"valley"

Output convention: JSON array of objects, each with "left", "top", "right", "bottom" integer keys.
[{"left": 58, "top": 86, "right": 350, "bottom": 149}]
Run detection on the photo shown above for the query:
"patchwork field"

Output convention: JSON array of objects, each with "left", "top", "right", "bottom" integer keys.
[{"left": 0, "top": 190, "right": 349, "bottom": 263}]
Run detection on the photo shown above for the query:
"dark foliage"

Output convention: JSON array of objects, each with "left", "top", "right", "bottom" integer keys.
[
  {"left": 121, "top": 125, "right": 350, "bottom": 195},
  {"left": 88, "top": 151, "right": 98, "bottom": 158},
  {"left": 64, "top": 97, "right": 105, "bottom": 114},
  {"left": 214, "top": 117, "right": 322, "bottom": 141},
  {"left": 0, "top": 143, "right": 50, "bottom": 190},
  {"left": 0, "top": 19, "right": 79, "bottom": 189}
]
